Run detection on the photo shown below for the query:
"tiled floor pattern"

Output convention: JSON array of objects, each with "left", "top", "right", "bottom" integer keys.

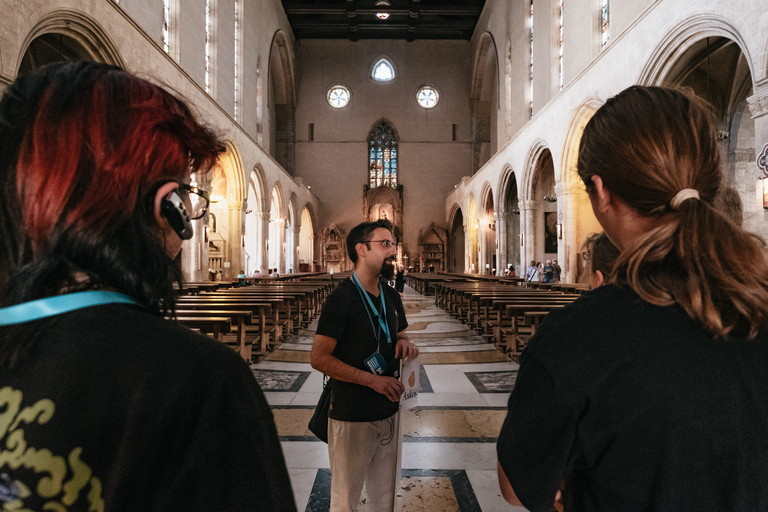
[{"left": 252, "top": 285, "right": 526, "bottom": 511}]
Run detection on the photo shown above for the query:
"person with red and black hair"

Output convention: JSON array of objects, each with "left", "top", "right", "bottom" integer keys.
[{"left": 0, "top": 61, "right": 296, "bottom": 511}]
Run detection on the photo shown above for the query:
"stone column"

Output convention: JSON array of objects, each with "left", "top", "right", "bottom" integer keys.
[
  {"left": 226, "top": 201, "right": 245, "bottom": 280},
  {"left": 747, "top": 87, "right": 768, "bottom": 240},
  {"left": 256, "top": 211, "right": 269, "bottom": 274},
  {"left": 520, "top": 199, "right": 539, "bottom": 267},
  {"left": 291, "top": 225, "right": 301, "bottom": 273},
  {"left": 463, "top": 224, "right": 469, "bottom": 273},
  {"left": 276, "top": 219, "right": 286, "bottom": 273},
  {"left": 497, "top": 212, "right": 508, "bottom": 273}
]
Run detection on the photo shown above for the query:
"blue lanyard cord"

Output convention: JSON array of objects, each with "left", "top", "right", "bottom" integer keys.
[
  {"left": 351, "top": 273, "right": 392, "bottom": 345},
  {"left": 0, "top": 291, "right": 140, "bottom": 326}
]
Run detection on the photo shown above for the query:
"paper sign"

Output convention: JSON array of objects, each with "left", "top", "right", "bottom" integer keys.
[{"left": 399, "top": 357, "right": 421, "bottom": 410}]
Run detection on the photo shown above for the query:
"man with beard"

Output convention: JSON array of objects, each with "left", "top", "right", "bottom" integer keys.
[{"left": 311, "top": 219, "right": 419, "bottom": 512}]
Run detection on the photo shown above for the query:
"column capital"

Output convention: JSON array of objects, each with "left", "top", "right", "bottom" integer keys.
[{"left": 747, "top": 88, "right": 768, "bottom": 119}]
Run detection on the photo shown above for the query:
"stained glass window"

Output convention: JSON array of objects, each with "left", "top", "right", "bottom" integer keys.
[
  {"left": 369, "top": 121, "right": 398, "bottom": 188},
  {"left": 327, "top": 85, "right": 350, "bottom": 108},
  {"left": 372, "top": 58, "right": 395, "bottom": 82},
  {"left": 205, "top": 0, "right": 211, "bottom": 92},
  {"left": 416, "top": 85, "right": 439, "bottom": 108},
  {"left": 530, "top": 0, "right": 534, "bottom": 118},
  {"left": 601, "top": 0, "right": 610, "bottom": 48},
  {"left": 163, "top": 0, "right": 170, "bottom": 53}
]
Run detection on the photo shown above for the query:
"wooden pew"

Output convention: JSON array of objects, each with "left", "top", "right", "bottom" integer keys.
[
  {"left": 176, "top": 309, "right": 253, "bottom": 361},
  {"left": 175, "top": 297, "right": 272, "bottom": 358}
]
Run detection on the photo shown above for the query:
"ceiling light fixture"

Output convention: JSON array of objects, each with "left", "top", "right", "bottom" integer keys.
[{"left": 375, "top": 0, "right": 391, "bottom": 20}]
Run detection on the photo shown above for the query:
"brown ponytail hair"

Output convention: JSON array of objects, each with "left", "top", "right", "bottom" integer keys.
[{"left": 577, "top": 86, "right": 768, "bottom": 338}]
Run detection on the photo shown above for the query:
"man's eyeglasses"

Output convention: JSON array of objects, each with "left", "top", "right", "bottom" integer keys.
[
  {"left": 179, "top": 183, "right": 210, "bottom": 220},
  {"left": 366, "top": 239, "right": 396, "bottom": 248}
]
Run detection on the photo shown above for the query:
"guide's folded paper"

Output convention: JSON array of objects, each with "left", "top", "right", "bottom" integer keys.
[{"left": 399, "top": 356, "right": 421, "bottom": 410}]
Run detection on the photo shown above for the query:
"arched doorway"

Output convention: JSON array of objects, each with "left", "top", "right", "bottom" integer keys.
[
  {"left": 500, "top": 168, "right": 521, "bottom": 275},
  {"left": 526, "top": 148, "right": 557, "bottom": 265},
  {"left": 481, "top": 186, "right": 496, "bottom": 275},
  {"left": 268, "top": 186, "right": 284, "bottom": 272},
  {"left": 299, "top": 206, "right": 315, "bottom": 272},
  {"left": 448, "top": 207, "right": 465, "bottom": 273},
  {"left": 208, "top": 143, "right": 246, "bottom": 280},
  {"left": 245, "top": 166, "right": 267, "bottom": 275}
]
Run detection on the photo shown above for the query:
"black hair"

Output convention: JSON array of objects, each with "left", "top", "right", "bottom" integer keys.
[{"left": 346, "top": 219, "right": 394, "bottom": 264}]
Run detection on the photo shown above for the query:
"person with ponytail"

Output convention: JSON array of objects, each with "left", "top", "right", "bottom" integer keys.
[
  {"left": 0, "top": 62, "right": 295, "bottom": 511},
  {"left": 497, "top": 86, "right": 768, "bottom": 511}
]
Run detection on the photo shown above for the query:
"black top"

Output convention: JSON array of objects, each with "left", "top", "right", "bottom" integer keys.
[
  {"left": 497, "top": 284, "right": 768, "bottom": 512},
  {"left": 0, "top": 304, "right": 296, "bottom": 512},
  {"left": 316, "top": 276, "right": 408, "bottom": 422}
]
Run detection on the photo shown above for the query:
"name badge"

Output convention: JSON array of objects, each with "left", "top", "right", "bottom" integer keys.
[{"left": 364, "top": 351, "right": 388, "bottom": 375}]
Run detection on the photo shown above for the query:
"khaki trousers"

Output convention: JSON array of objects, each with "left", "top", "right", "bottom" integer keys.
[{"left": 328, "top": 413, "right": 400, "bottom": 512}]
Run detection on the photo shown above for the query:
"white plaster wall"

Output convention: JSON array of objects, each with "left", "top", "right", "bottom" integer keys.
[{"left": 294, "top": 39, "right": 473, "bottom": 257}]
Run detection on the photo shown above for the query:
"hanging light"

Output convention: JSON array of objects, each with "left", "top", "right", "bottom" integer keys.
[{"left": 375, "top": 0, "right": 391, "bottom": 20}]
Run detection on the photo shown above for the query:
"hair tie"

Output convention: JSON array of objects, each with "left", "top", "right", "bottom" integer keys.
[{"left": 670, "top": 188, "right": 700, "bottom": 210}]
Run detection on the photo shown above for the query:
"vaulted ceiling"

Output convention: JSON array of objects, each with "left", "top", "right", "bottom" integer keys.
[{"left": 281, "top": 0, "right": 487, "bottom": 41}]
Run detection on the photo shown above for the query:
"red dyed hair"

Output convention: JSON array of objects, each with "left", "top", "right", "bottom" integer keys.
[{"left": 16, "top": 65, "right": 221, "bottom": 254}]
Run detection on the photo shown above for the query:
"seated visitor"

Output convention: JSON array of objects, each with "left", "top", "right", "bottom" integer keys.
[
  {"left": 497, "top": 86, "right": 768, "bottom": 511},
  {"left": 0, "top": 62, "right": 295, "bottom": 511}
]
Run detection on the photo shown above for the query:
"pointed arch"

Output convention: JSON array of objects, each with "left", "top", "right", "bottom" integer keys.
[
  {"left": 368, "top": 118, "right": 399, "bottom": 188},
  {"left": 638, "top": 14, "right": 754, "bottom": 88},
  {"left": 369, "top": 54, "right": 397, "bottom": 82},
  {"left": 471, "top": 32, "right": 500, "bottom": 173},
  {"left": 522, "top": 139, "right": 552, "bottom": 201},
  {"left": 18, "top": 9, "right": 124, "bottom": 74},
  {"left": 268, "top": 30, "right": 296, "bottom": 174}
]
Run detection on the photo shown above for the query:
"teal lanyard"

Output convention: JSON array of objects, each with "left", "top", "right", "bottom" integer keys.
[
  {"left": 0, "top": 291, "right": 139, "bottom": 326},
  {"left": 352, "top": 273, "right": 392, "bottom": 345}
]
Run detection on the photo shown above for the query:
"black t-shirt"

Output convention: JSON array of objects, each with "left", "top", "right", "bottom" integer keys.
[
  {"left": 497, "top": 284, "right": 768, "bottom": 512},
  {"left": 316, "top": 277, "right": 408, "bottom": 422},
  {"left": 0, "top": 304, "right": 296, "bottom": 512}
]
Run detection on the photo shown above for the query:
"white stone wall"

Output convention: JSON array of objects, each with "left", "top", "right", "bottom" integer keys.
[
  {"left": 0, "top": 0, "right": 317, "bottom": 280},
  {"left": 293, "top": 39, "right": 473, "bottom": 259},
  {"left": 450, "top": 0, "right": 768, "bottom": 282}
]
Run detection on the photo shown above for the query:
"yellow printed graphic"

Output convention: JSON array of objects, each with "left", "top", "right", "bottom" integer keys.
[{"left": 0, "top": 387, "right": 104, "bottom": 511}]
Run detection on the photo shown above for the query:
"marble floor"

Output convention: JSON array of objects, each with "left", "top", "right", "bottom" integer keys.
[{"left": 252, "top": 285, "right": 527, "bottom": 512}]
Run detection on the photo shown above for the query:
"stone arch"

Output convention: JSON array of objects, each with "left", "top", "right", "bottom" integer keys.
[
  {"left": 244, "top": 164, "right": 267, "bottom": 274},
  {"left": 479, "top": 181, "right": 496, "bottom": 274},
  {"left": 466, "top": 194, "right": 479, "bottom": 274},
  {"left": 522, "top": 139, "right": 551, "bottom": 201},
  {"left": 447, "top": 203, "right": 465, "bottom": 273},
  {"left": 268, "top": 30, "right": 296, "bottom": 175},
  {"left": 18, "top": 9, "right": 124, "bottom": 74},
  {"left": 207, "top": 141, "right": 246, "bottom": 279},
  {"left": 498, "top": 165, "right": 521, "bottom": 274},
  {"left": 268, "top": 181, "right": 287, "bottom": 271},
  {"left": 640, "top": 18, "right": 763, "bottom": 237},
  {"left": 471, "top": 32, "right": 500, "bottom": 173},
  {"left": 298, "top": 203, "right": 317, "bottom": 272},
  {"left": 638, "top": 14, "right": 754, "bottom": 87},
  {"left": 559, "top": 99, "right": 602, "bottom": 282}
]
